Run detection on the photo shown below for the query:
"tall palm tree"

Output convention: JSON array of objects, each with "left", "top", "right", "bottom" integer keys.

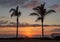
[
  {"left": 30, "top": 3, "right": 56, "bottom": 38},
  {"left": 9, "top": 6, "right": 21, "bottom": 38}
]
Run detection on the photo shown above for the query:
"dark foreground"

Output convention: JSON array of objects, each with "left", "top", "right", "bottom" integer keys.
[
  {"left": 0, "top": 39, "right": 60, "bottom": 42},
  {"left": 0, "top": 38, "right": 60, "bottom": 42}
]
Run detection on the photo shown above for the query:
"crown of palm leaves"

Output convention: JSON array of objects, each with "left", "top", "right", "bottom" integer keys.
[
  {"left": 9, "top": 6, "right": 21, "bottom": 18},
  {"left": 30, "top": 2, "right": 56, "bottom": 21}
]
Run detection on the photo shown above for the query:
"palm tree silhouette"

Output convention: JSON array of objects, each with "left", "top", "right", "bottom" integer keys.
[
  {"left": 9, "top": 6, "right": 21, "bottom": 38},
  {"left": 30, "top": 3, "right": 56, "bottom": 38}
]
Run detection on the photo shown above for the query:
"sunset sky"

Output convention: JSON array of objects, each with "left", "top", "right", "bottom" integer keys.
[
  {"left": 0, "top": 0, "right": 60, "bottom": 25},
  {"left": 0, "top": 0, "right": 60, "bottom": 38}
]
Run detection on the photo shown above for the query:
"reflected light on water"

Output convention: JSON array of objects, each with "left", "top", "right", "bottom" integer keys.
[
  {"left": 0, "top": 26, "right": 60, "bottom": 38},
  {"left": 19, "top": 27, "right": 41, "bottom": 38}
]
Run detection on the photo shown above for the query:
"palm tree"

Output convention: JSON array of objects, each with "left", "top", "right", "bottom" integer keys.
[
  {"left": 30, "top": 3, "right": 56, "bottom": 38},
  {"left": 9, "top": 6, "right": 21, "bottom": 38}
]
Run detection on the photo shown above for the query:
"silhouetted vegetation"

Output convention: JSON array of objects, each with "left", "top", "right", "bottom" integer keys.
[
  {"left": 30, "top": 2, "right": 56, "bottom": 38},
  {"left": 0, "top": 36, "right": 60, "bottom": 40},
  {"left": 9, "top": 5, "right": 21, "bottom": 38}
]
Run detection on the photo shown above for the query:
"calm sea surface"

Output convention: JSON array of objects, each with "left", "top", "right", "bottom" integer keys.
[{"left": 0, "top": 26, "right": 60, "bottom": 38}]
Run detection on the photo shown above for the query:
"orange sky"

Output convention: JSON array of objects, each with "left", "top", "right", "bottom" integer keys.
[{"left": 0, "top": 26, "right": 60, "bottom": 38}]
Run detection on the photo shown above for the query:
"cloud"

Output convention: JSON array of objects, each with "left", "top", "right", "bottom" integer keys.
[
  {"left": 0, "top": 16, "right": 5, "bottom": 19},
  {"left": 0, "top": 0, "right": 28, "bottom": 7},
  {"left": 0, "top": 0, "right": 16, "bottom": 6},
  {"left": 49, "top": 4, "right": 60, "bottom": 12},
  {"left": 0, "top": 20, "right": 8, "bottom": 25},
  {"left": 0, "top": 0, "right": 41, "bottom": 8},
  {"left": 21, "top": 0, "right": 41, "bottom": 8},
  {"left": 51, "top": 29, "right": 60, "bottom": 32},
  {"left": 9, "top": 22, "right": 20, "bottom": 26},
  {"left": 9, "top": 22, "right": 16, "bottom": 25}
]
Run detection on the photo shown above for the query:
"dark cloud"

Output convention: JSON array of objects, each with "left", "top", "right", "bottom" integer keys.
[
  {"left": 0, "top": 0, "right": 41, "bottom": 8},
  {"left": 0, "top": 0, "right": 16, "bottom": 6},
  {"left": 0, "top": 16, "right": 5, "bottom": 19},
  {"left": 0, "top": 0, "right": 28, "bottom": 7},
  {"left": 51, "top": 29, "right": 60, "bottom": 32},
  {"left": 49, "top": 4, "right": 60, "bottom": 12},
  {"left": 9, "top": 22, "right": 16, "bottom": 25},
  {"left": 9, "top": 22, "right": 20, "bottom": 26},
  {"left": 9, "top": 22, "right": 30, "bottom": 26},
  {"left": 0, "top": 20, "right": 8, "bottom": 25},
  {"left": 21, "top": 0, "right": 41, "bottom": 8}
]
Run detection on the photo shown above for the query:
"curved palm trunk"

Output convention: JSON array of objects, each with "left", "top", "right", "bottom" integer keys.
[
  {"left": 41, "top": 17, "right": 44, "bottom": 38},
  {"left": 16, "top": 16, "right": 19, "bottom": 38}
]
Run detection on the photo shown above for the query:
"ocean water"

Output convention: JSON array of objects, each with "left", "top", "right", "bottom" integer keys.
[{"left": 0, "top": 26, "right": 60, "bottom": 38}]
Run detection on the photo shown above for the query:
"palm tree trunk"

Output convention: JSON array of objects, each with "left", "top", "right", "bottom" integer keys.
[
  {"left": 16, "top": 16, "right": 18, "bottom": 38},
  {"left": 41, "top": 17, "right": 44, "bottom": 38}
]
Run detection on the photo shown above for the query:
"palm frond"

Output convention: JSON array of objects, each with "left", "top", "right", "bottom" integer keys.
[
  {"left": 9, "top": 8, "right": 15, "bottom": 13},
  {"left": 35, "top": 6, "right": 40, "bottom": 9},
  {"left": 18, "top": 11, "right": 21, "bottom": 17},
  {"left": 46, "top": 10, "right": 56, "bottom": 15},
  {"left": 33, "top": 7, "right": 38, "bottom": 10},
  {"left": 35, "top": 17, "right": 42, "bottom": 22},
  {"left": 16, "top": 6, "right": 19, "bottom": 12},
  {"left": 11, "top": 12, "right": 15, "bottom": 18},
  {"left": 30, "top": 13, "right": 39, "bottom": 16},
  {"left": 41, "top": 2, "right": 46, "bottom": 8},
  {"left": 33, "top": 8, "right": 40, "bottom": 13},
  {"left": 43, "top": 2, "right": 46, "bottom": 6}
]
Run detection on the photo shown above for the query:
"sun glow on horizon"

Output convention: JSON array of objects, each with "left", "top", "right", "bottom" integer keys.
[
  {"left": 0, "top": 26, "right": 60, "bottom": 38},
  {"left": 20, "top": 28, "right": 32, "bottom": 38},
  {"left": 19, "top": 27, "right": 41, "bottom": 38}
]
